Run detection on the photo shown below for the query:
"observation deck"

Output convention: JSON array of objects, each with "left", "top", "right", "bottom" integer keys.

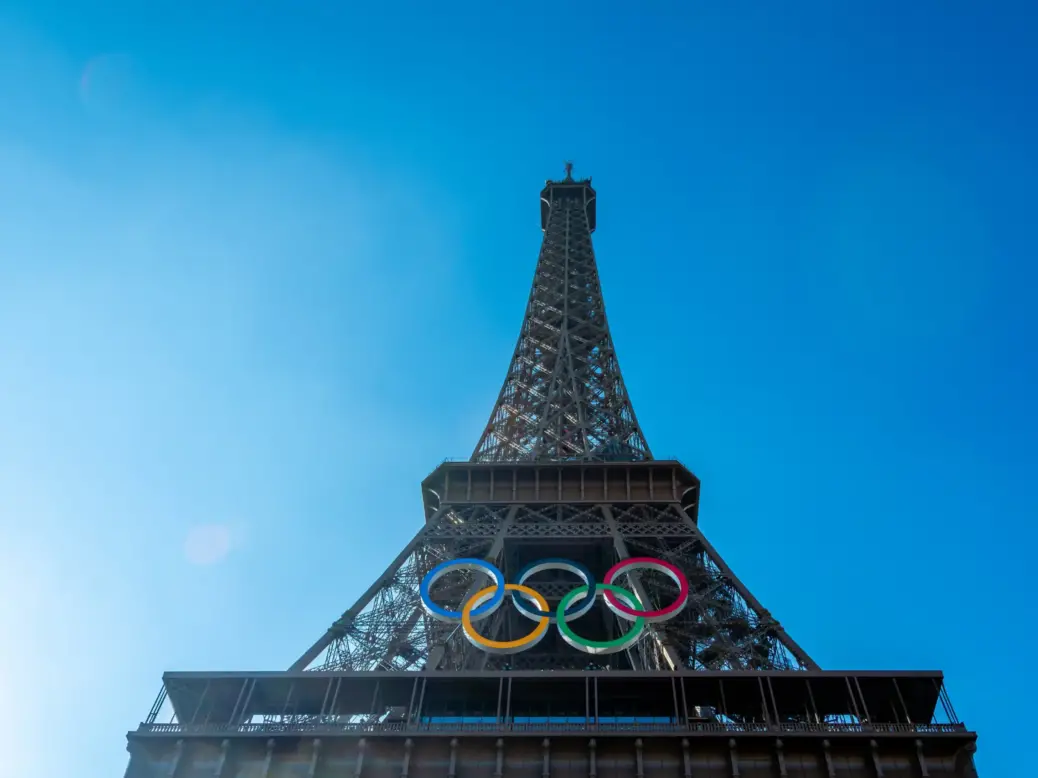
[
  {"left": 540, "top": 162, "right": 596, "bottom": 232},
  {"left": 125, "top": 669, "right": 978, "bottom": 777},
  {"left": 421, "top": 459, "right": 701, "bottom": 523}
]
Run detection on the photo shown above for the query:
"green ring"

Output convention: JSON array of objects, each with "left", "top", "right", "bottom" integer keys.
[{"left": 556, "top": 584, "right": 647, "bottom": 655}]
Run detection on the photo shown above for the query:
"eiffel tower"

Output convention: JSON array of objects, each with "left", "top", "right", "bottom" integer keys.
[{"left": 125, "top": 166, "right": 979, "bottom": 778}]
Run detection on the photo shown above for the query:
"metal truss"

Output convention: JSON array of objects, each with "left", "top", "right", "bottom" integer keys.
[
  {"left": 292, "top": 500, "right": 817, "bottom": 673},
  {"left": 291, "top": 167, "right": 817, "bottom": 676},
  {"left": 472, "top": 172, "right": 651, "bottom": 462}
]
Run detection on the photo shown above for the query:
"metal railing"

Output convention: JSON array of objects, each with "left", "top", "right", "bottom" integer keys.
[
  {"left": 440, "top": 457, "right": 686, "bottom": 464},
  {"left": 137, "top": 720, "right": 966, "bottom": 737}
]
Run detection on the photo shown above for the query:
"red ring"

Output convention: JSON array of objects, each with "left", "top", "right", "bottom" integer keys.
[{"left": 603, "top": 557, "right": 689, "bottom": 622}]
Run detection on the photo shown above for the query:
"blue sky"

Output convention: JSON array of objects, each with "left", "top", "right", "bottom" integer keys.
[{"left": 0, "top": 1, "right": 1033, "bottom": 774}]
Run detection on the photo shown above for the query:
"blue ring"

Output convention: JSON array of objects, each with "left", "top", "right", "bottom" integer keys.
[
  {"left": 419, "top": 558, "right": 505, "bottom": 622},
  {"left": 512, "top": 558, "right": 597, "bottom": 623}
]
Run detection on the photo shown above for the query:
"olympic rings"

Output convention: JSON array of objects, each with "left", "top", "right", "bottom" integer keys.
[
  {"left": 420, "top": 558, "right": 506, "bottom": 622},
  {"left": 463, "top": 584, "right": 550, "bottom": 655},
  {"left": 556, "top": 584, "right": 645, "bottom": 655},
  {"left": 604, "top": 557, "right": 689, "bottom": 623},
  {"left": 419, "top": 556, "right": 688, "bottom": 655},
  {"left": 512, "top": 558, "right": 596, "bottom": 623}
]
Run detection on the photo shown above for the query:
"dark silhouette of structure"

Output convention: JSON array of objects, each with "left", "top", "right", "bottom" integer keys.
[{"left": 124, "top": 167, "right": 979, "bottom": 777}]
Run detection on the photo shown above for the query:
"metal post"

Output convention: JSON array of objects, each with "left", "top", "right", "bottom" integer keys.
[
  {"left": 585, "top": 677, "right": 590, "bottom": 728},
  {"left": 146, "top": 686, "right": 168, "bottom": 725},
  {"left": 805, "top": 678, "right": 820, "bottom": 725},
  {"left": 238, "top": 679, "right": 257, "bottom": 726},
  {"left": 328, "top": 678, "right": 343, "bottom": 722},
  {"left": 505, "top": 677, "right": 513, "bottom": 727},
  {"left": 189, "top": 681, "right": 211, "bottom": 726},
  {"left": 593, "top": 677, "right": 599, "bottom": 728},
  {"left": 319, "top": 677, "right": 334, "bottom": 717},
  {"left": 497, "top": 677, "right": 504, "bottom": 724},
  {"left": 415, "top": 678, "right": 427, "bottom": 723},
  {"left": 679, "top": 675, "right": 691, "bottom": 726},
  {"left": 407, "top": 677, "right": 419, "bottom": 724},
  {"left": 368, "top": 680, "right": 381, "bottom": 719},
  {"left": 670, "top": 677, "right": 681, "bottom": 725},
  {"left": 853, "top": 677, "right": 871, "bottom": 723},
  {"left": 757, "top": 677, "right": 771, "bottom": 726},
  {"left": 281, "top": 681, "right": 296, "bottom": 718},
  {"left": 766, "top": 676, "right": 781, "bottom": 725},
  {"left": 892, "top": 678, "right": 912, "bottom": 724},
  {"left": 844, "top": 677, "right": 863, "bottom": 723}
]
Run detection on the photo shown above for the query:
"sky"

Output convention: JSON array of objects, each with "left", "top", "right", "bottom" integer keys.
[{"left": 0, "top": 1, "right": 1034, "bottom": 775}]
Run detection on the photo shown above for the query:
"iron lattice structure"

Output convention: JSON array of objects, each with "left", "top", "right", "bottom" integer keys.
[
  {"left": 125, "top": 166, "right": 978, "bottom": 778},
  {"left": 290, "top": 166, "right": 816, "bottom": 676},
  {"left": 472, "top": 168, "right": 649, "bottom": 463}
]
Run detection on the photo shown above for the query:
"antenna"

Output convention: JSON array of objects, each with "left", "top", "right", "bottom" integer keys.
[{"left": 564, "top": 161, "right": 574, "bottom": 181}]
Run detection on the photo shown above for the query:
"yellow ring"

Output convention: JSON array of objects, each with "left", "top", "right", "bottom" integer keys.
[{"left": 462, "top": 584, "right": 550, "bottom": 650}]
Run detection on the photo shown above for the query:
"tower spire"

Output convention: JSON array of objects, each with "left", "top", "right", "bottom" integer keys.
[{"left": 471, "top": 168, "right": 650, "bottom": 462}]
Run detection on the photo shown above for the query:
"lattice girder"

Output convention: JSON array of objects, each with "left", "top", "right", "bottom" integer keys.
[
  {"left": 473, "top": 181, "right": 650, "bottom": 462},
  {"left": 294, "top": 495, "right": 816, "bottom": 673},
  {"left": 289, "top": 170, "right": 816, "bottom": 677}
]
